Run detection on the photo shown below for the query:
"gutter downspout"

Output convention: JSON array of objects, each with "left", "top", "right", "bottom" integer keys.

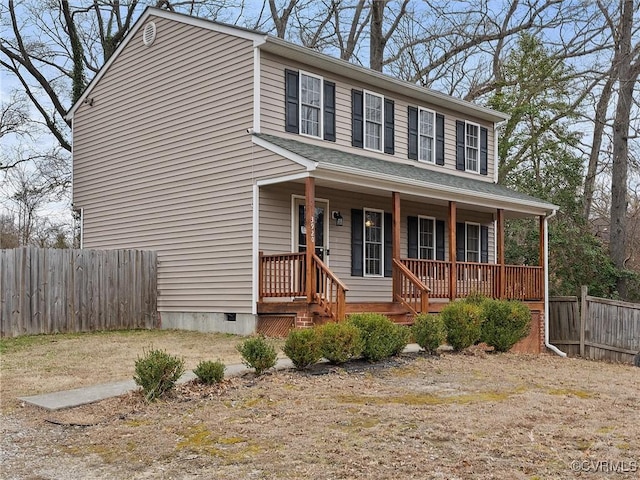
[{"left": 544, "top": 209, "right": 566, "bottom": 357}]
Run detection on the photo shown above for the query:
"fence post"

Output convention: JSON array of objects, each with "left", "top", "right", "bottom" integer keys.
[{"left": 580, "top": 285, "right": 588, "bottom": 357}]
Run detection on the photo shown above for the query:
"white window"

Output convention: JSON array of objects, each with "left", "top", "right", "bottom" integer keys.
[
  {"left": 418, "top": 216, "right": 435, "bottom": 260},
  {"left": 418, "top": 108, "right": 435, "bottom": 163},
  {"left": 364, "top": 208, "right": 383, "bottom": 276},
  {"left": 300, "top": 72, "right": 322, "bottom": 138},
  {"left": 465, "top": 122, "right": 479, "bottom": 173},
  {"left": 364, "top": 91, "right": 383, "bottom": 151},
  {"left": 465, "top": 222, "right": 480, "bottom": 262}
]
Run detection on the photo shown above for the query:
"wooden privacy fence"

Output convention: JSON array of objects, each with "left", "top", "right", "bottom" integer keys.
[
  {"left": 549, "top": 286, "right": 640, "bottom": 363},
  {"left": 1, "top": 247, "right": 158, "bottom": 337}
]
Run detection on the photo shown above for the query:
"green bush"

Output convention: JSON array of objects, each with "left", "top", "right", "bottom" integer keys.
[
  {"left": 412, "top": 313, "right": 447, "bottom": 355},
  {"left": 133, "top": 348, "right": 185, "bottom": 401},
  {"left": 236, "top": 335, "right": 278, "bottom": 375},
  {"left": 283, "top": 328, "right": 322, "bottom": 370},
  {"left": 193, "top": 360, "right": 225, "bottom": 385},
  {"left": 347, "top": 313, "right": 409, "bottom": 362},
  {"left": 441, "top": 301, "right": 484, "bottom": 351},
  {"left": 318, "top": 322, "right": 363, "bottom": 364},
  {"left": 480, "top": 299, "right": 531, "bottom": 352}
]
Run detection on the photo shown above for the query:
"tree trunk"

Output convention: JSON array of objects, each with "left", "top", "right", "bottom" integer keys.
[
  {"left": 370, "top": 0, "right": 386, "bottom": 71},
  {"left": 610, "top": 0, "right": 637, "bottom": 299}
]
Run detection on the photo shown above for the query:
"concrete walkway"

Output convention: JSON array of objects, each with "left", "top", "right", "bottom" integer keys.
[{"left": 19, "top": 344, "right": 422, "bottom": 411}]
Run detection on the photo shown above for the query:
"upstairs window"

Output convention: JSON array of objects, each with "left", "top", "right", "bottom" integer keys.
[
  {"left": 456, "top": 120, "right": 488, "bottom": 175},
  {"left": 408, "top": 107, "right": 444, "bottom": 164},
  {"left": 352, "top": 90, "right": 394, "bottom": 154},
  {"left": 419, "top": 108, "right": 435, "bottom": 163},
  {"left": 465, "top": 123, "right": 479, "bottom": 173},
  {"left": 300, "top": 72, "right": 322, "bottom": 137},
  {"left": 364, "top": 92, "right": 383, "bottom": 151},
  {"left": 285, "top": 69, "right": 335, "bottom": 141}
]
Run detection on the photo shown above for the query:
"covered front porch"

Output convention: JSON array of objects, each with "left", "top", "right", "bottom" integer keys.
[{"left": 256, "top": 177, "right": 546, "bottom": 330}]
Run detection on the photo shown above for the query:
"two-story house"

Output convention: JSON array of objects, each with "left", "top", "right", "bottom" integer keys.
[{"left": 67, "top": 8, "right": 558, "bottom": 353}]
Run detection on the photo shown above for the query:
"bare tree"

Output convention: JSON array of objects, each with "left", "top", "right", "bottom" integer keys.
[{"left": 608, "top": 0, "right": 640, "bottom": 298}]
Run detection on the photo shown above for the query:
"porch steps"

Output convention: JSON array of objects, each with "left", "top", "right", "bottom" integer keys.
[{"left": 343, "top": 302, "right": 413, "bottom": 325}]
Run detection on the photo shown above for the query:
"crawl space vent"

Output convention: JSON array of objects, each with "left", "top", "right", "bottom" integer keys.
[{"left": 142, "top": 22, "right": 157, "bottom": 46}]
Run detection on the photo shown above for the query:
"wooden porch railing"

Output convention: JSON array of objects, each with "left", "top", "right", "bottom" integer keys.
[
  {"left": 400, "top": 259, "right": 451, "bottom": 298},
  {"left": 401, "top": 258, "right": 543, "bottom": 301},
  {"left": 393, "top": 259, "right": 430, "bottom": 315},
  {"left": 259, "top": 252, "right": 306, "bottom": 299},
  {"left": 312, "top": 253, "right": 349, "bottom": 321},
  {"left": 504, "top": 265, "right": 543, "bottom": 300}
]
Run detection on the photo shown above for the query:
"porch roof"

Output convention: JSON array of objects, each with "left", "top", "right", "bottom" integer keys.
[{"left": 253, "top": 133, "right": 559, "bottom": 216}]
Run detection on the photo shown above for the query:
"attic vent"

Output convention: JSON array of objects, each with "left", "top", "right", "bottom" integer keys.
[{"left": 142, "top": 22, "right": 157, "bottom": 46}]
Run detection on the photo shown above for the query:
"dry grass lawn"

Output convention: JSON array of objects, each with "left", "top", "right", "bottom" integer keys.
[{"left": 1, "top": 331, "right": 639, "bottom": 479}]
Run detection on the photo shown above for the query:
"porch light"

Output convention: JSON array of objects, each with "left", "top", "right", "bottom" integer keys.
[{"left": 332, "top": 211, "right": 343, "bottom": 226}]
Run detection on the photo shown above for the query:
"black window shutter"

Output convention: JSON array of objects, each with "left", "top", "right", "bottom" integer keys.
[
  {"left": 456, "top": 222, "right": 466, "bottom": 261},
  {"left": 408, "top": 106, "right": 418, "bottom": 160},
  {"left": 285, "top": 69, "right": 299, "bottom": 134},
  {"left": 384, "top": 99, "right": 395, "bottom": 154},
  {"left": 351, "top": 89, "right": 364, "bottom": 148},
  {"left": 456, "top": 120, "right": 465, "bottom": 171},
  {"left": 324, "top": 81, "right": 336, "bottom": 142},
  {"left": 384, "top": 212, "right": 392, "bottom": 277},
  {"left": 407, "top": 216, "right": 418, "bottom": 258},
  {"left": 481, "top": 225, "right": 489, "bottom": 263},
  {"left": 436, "top": 220, "right": 445, "bottom": 260},
  {"left": 351, "top": 209, "right": 363, "bottom": 276},
  {"left": 436, "top": 114, "right": 445, "bottom": 165},
  {"left": 480, "top": 126, "right": 488, "bottom": 175}
]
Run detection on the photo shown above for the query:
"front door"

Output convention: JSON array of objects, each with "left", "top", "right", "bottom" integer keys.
[{"left": 294, "top": 198, "right": 329, "bottom": 264}]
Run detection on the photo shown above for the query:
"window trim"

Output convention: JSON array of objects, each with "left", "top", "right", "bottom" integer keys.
[
  {"left": 363, "top": 207, "right": 384, "bottom": 277},
  {"left": 363, "top": 90, "right": 384, "bottom": 153},
  {"left": 417, "top": 215, "right": 436, "bottom": 260},
  {"left": 465, "top": 121, "right": 480, "bottom": 173},
  {"left": 465, "top": 221, "right": 481, "bottom": 263},
  {"left": 298, "top": 70, "right": 323, "bottom": 139},
  {"left": 418, "top": 107, "right": 436, "bottom": 164}
]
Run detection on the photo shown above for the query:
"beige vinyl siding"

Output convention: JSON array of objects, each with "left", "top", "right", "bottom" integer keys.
[
  {"left": 259, "top": 51, "right": 496, "bottom": 182},
  {"left": 259, "top": 184, "right": 495, "bottom": 302},
  {"left": 73, "top": 16, "right": 304, "bottom": 314}
]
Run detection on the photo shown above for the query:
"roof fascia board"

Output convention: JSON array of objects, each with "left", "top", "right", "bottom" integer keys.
[
  {"left": 315, "top": 163, "right": 557, "bottom": 214},
  {"left": 251, "top": 135, "right": 317, "bottom": 171},
  {"left": 261, "top": 37, "right": 509, "bottom": 124},
  {"left": 66, "top": 8, "right": 267, "bottom": 120}
]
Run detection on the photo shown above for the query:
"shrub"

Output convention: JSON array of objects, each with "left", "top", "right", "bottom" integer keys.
[
  {"left": 412, "top": 313, "right": 447, "bottom": 355},
  {"left": 318, "top": 322, "right": 363, "bottom": 364},
  {"left": 441, "top": 301, "right": 484, "bottom": 351},
  {"left": 133, "top": 348, "right": 185, "bottom": 401},
  {"left": 236, "top": 335, "right": 278, "bottom": 375},
  {"left": 347, "top": 313, "right": 409, "bottom": 362},
  {"left": 283, "top": 328, "right": 322, "bottom": 370},
  {"left": 480, "top": 299, "right": 531, "bottom": 352},
  {"left": 193, "top": 360, "right": 225, "bottom": 385}
]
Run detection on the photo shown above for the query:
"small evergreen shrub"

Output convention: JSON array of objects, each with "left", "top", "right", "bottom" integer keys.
[
  {"left": 133, "top": 348, "right": 185, "bottom": 401},
  {"left": 193, "top": 360, "right": 225, "bottom": 384},
  {"left": 441, "top": 301, "right": 484, "bottom": 351},
  {"left": 412, "top": 313, "right": 447, "bottom": 355},
  {"left": 480, "top": 299, "right": 531, "bottom": 352},
  {"left": 348, "top": 313, "right": 409, "bottom": 362},
  {"left": 318, "top": 322, "right": 363, "bottom": 364},
  {"left": 236, "top": 335, "right": 278, "bottom": 375},
  {"left": 283, "top": 328, "right": 322, "bottom": 370}
]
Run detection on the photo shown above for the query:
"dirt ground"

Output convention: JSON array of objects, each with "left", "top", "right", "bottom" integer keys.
[{"left": 1, "top": 332, "right": 639, "bottom": 479}]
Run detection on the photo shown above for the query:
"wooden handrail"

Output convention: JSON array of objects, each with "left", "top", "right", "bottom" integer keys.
[
  {"left": 393, "top": 258, "right": 429, "bottom": 315},
  {"left": 504, "top": 265, "right": 543, "bottom": 300},
  {"left": 400, "top": 258, "right": 451, "bottom": 298},
  {"left": 312, "top": 253, "right": 349, "bottom": 321}
]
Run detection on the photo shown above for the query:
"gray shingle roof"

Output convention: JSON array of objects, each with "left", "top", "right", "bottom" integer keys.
[{"left": 256, "top": 133, "right": 556, "bottom": 210}]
